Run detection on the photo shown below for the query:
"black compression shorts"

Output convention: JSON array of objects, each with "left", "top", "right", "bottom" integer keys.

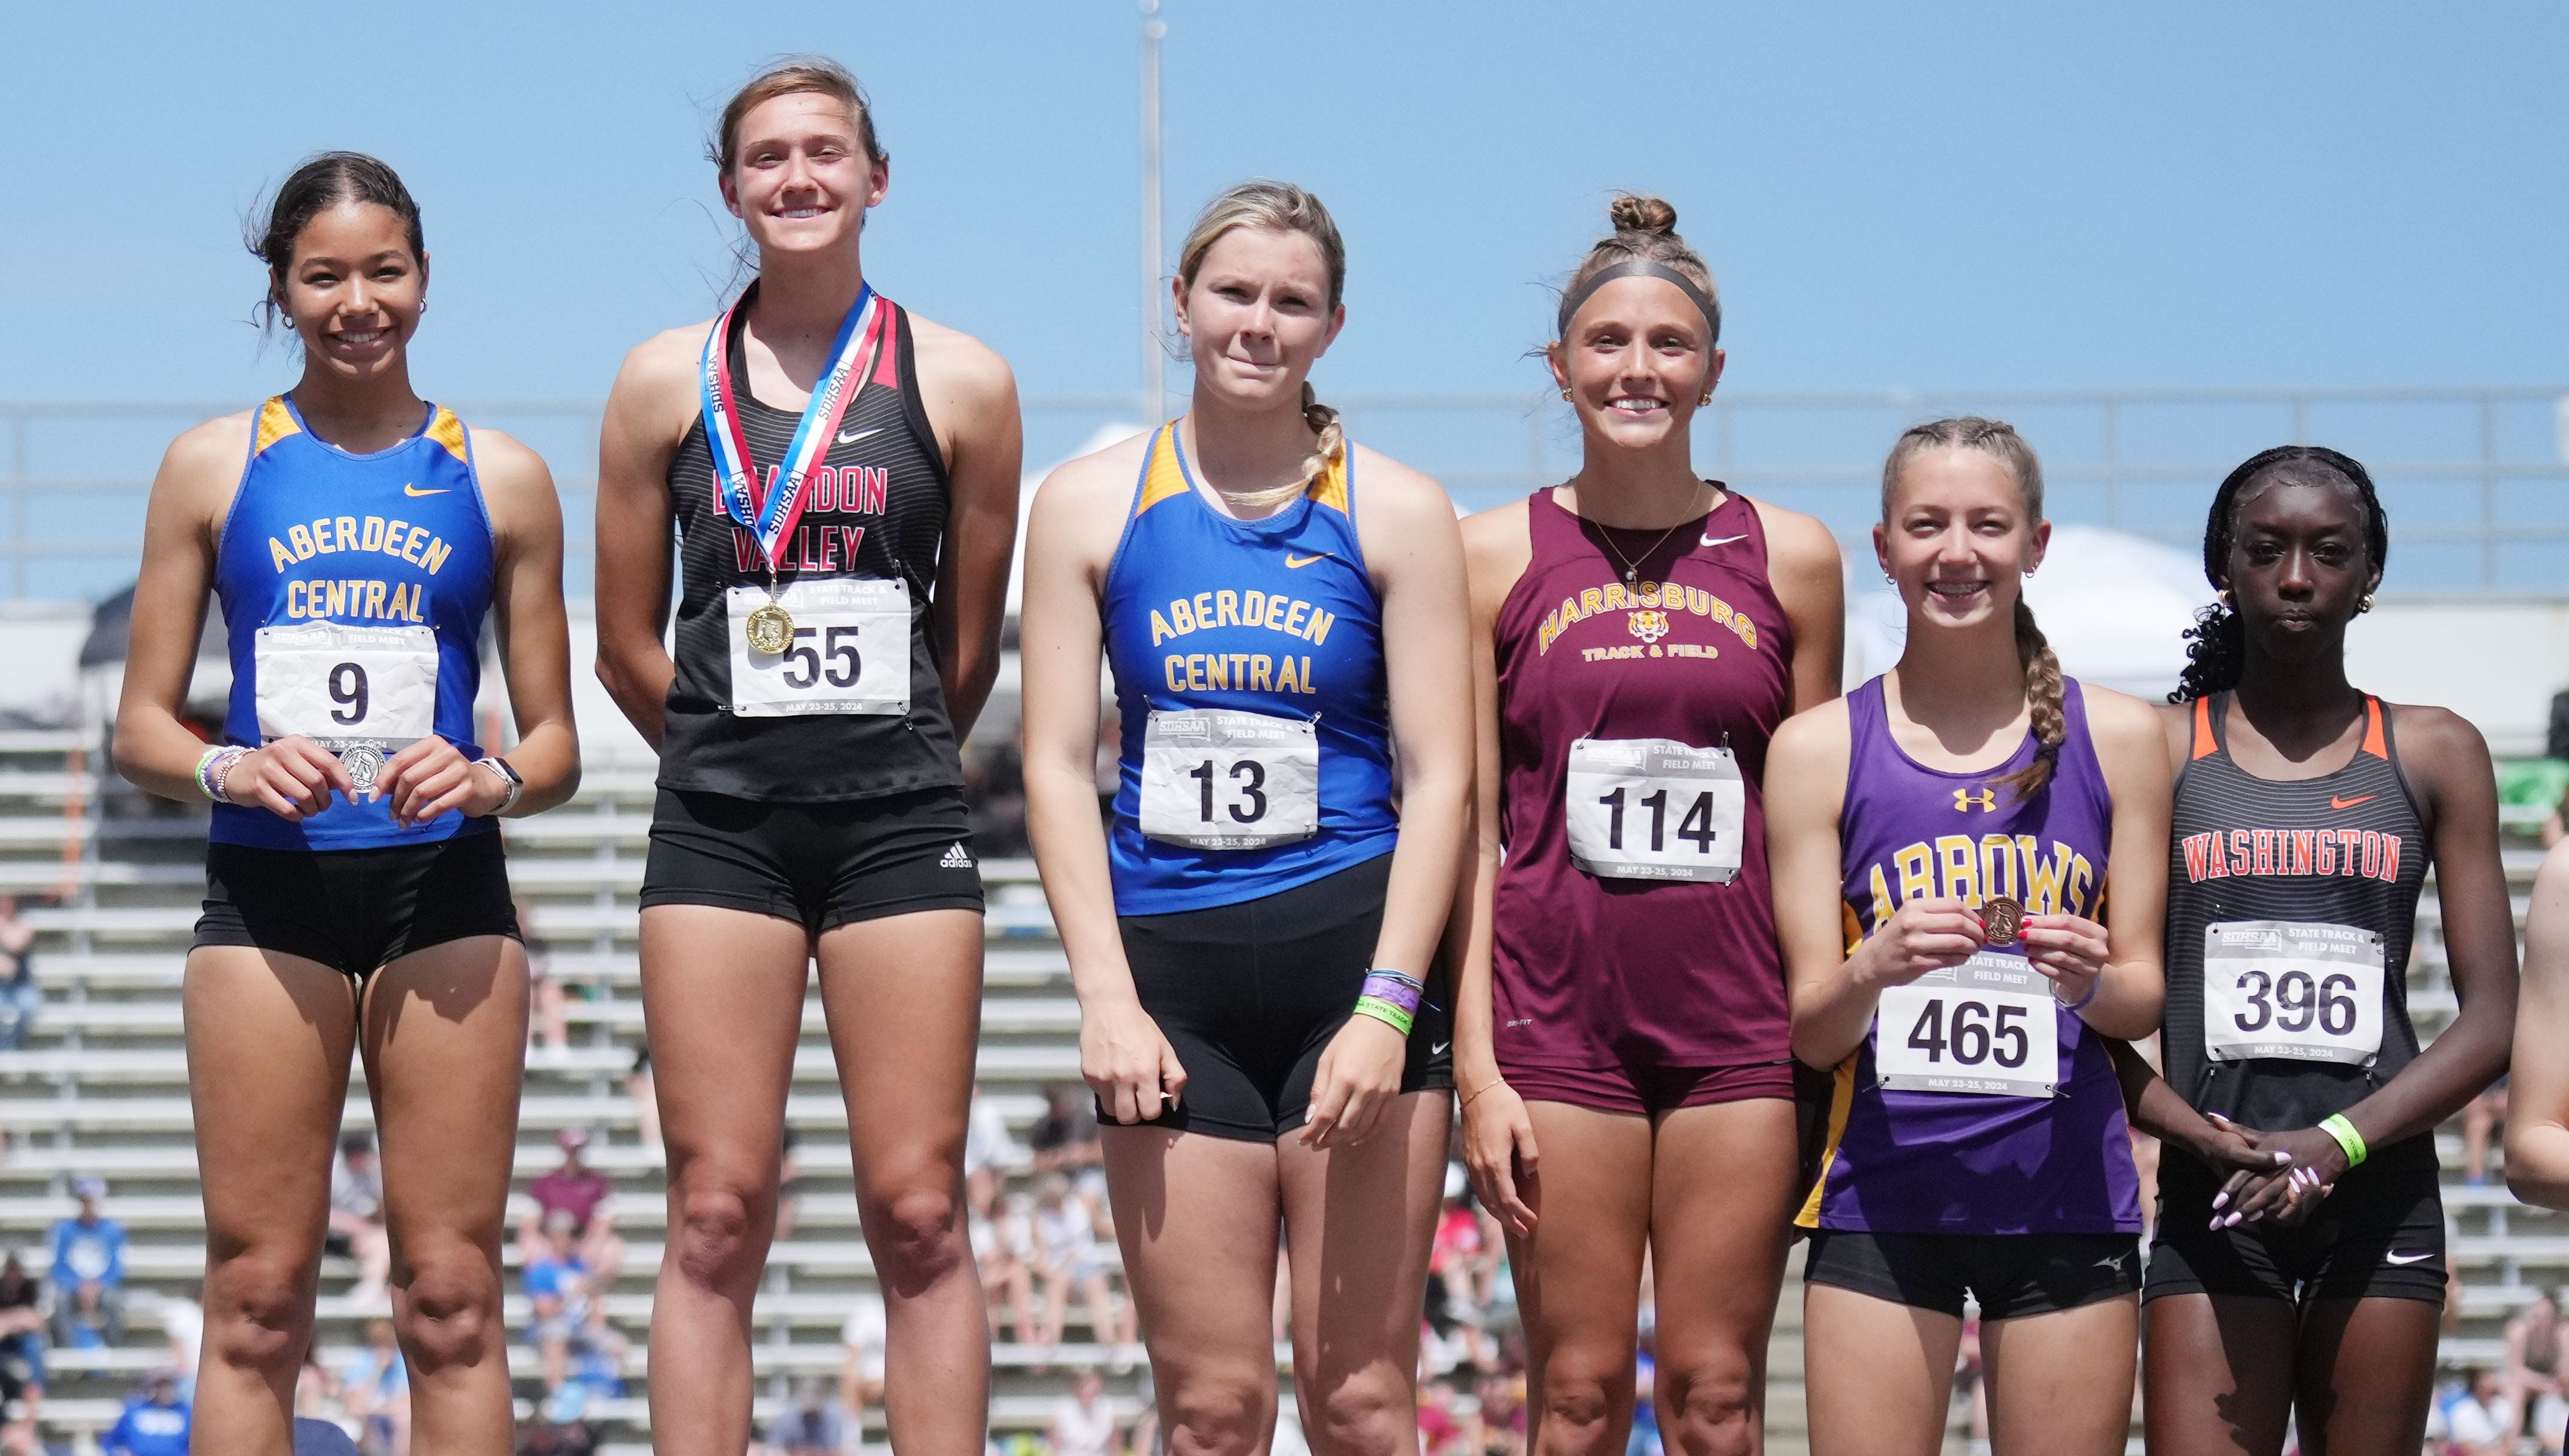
[
  {"left": 1114, "top": 853, "right": 1452, "bottom": 1143},
  {"left": 640, "top": 786, "right": 985, "bottom": 936},
  {"left": 2144, "top": 1155, "right": 2447, "bottom": 1306},
  {"left": 194, "top": 831, "right": 520, "bottom": 981},
  {"left": 1804, "top": 1228, "right": 2142, "bottom": 1320}
]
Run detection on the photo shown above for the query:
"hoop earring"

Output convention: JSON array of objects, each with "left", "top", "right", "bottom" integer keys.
[
  {"left": 1883, "top": 571, "right": 1895, "bottom": 586},
  {"left": 417, "top": 297, "right": 427, "bottom": 315}
]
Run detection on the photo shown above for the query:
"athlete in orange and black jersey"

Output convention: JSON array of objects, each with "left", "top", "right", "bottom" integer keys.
[
  {"left": 592, "top": 62, "right": 1020, "bottom": 1456},
  {"left": 2110, "top": 447, "right": 2517, "bottom": 1456}
]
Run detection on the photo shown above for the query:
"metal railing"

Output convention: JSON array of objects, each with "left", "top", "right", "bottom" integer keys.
[{"left": 7, "top": 385, "right": 2565, "bottom": 602}]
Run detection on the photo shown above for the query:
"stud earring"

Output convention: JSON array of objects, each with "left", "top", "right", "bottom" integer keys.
[
  {"left": 2358, "top": 594, "right": 2375, "bottom": 614},
  {"left": 1883, "top": 571, "right": 1895, "bottom": 585},
  {"left": 1699, "top": 393, "right": 1713, "bottom": 406},
  {"left": 1561, "top": 389, "right": 1573, "bottom": 402}
]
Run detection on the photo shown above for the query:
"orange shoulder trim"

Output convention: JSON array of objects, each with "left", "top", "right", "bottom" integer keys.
[
  {"left": 251, "top": 397, "right": 300, "bottom": 457},
  {"left": 2191, "top": 694, "right": 2219, "bottom": 760},
  {"left": 1133, "top": 424, "right": 1190, "bottom": 517},
  {"left": 425, "top": 407, "right": 470, "bottom": 466},
  {"left": 2361, "top": 697, "right": 2388, "bottom": 759}
]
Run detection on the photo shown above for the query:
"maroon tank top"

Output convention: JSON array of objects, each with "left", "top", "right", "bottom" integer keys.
[{"left": 1491, "top": 487, "right": 1796, "bottom": 1071}]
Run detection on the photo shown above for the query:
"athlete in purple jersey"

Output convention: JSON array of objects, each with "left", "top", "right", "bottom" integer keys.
[
  {"left": 1455, "top": 197, "right": 1843, "bottom": 1456},
  {"left": 1768, "top": 419, "right": 2168, "bottom": 1456},
  {"left": 2110, "top": 449, "right": 2514, "bottom": 1456}
]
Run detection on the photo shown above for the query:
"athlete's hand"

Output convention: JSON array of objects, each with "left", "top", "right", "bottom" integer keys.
[
  {"left": 2193, "top": 1111, "right": 2296, "bottom": 1229},
  {"left": 1300, "top": 1015, "right": 1408, "bottom": 1150},
  {"left": 376, "top": 737, "right": 508, "bottom": 826},
  {"left": 1461, "top": 1078, "right": 1539, "bottom": 1237},
  {"left": 2020, "top": 912, "right": 2112, "bottom": 1007},
  {"left": 2203, "top": 1112, "right": 2350, "bottom": 1228},
  {"left": 1851, "top": 897, "right": 1984, "bottom": 989},
  {"left": 224, "top": 737, "right": 354, "bottom": 820},
  {"left": 1080, "top": 996, "right": 1187, "bottom": 1127}
]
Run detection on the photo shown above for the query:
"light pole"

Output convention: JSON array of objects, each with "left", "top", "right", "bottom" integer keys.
[{"left": 1140, "top": 0, "right": 1167, "bottom": 426}]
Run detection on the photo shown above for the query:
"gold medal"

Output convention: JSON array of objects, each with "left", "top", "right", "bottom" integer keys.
[
  {"left": 1982, "top": 895, "right": 2025, "bottom": 948},
  {"left": 744, "top": 599, "right": 794, "bottom": 656}
]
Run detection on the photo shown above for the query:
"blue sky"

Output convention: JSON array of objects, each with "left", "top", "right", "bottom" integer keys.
[{"left": 5, "top": 2, "right": 2562, "bottom": 405}]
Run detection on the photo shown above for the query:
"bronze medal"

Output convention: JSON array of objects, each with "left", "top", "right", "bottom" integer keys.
[
  {"left": 744, "top": 599, "right": 795, "bottom": 656},
  {"left": 1982, "top": 895, "right": 2024, "bottom": 948}
]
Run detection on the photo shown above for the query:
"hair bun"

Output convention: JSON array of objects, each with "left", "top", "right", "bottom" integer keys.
[{"left": 1608, "top": 194, "right": 1678, "bottom": 237}]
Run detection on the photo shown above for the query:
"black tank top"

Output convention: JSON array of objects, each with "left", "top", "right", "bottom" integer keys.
[
  {"left": 658, "top": 298, "right": 963, "bottom": 802},
  {"left": 2162, "top": 692, "right": 2433, "bottom": 1173}
]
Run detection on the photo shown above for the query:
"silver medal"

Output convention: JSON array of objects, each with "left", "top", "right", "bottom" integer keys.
[{"left": 341, "top": 743, "right": 385, "bottom": 793}]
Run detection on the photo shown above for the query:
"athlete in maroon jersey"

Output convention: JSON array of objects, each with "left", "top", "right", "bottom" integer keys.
[
  {"left": 1454, "top": 196, "right": 1842, "bottom": 1455},
  {"left": 2111, "top": 448, "right": 2515, "bottom": 1456},
  {"left": 592, "top": 61, "right": 1020, "bottom": 1456}
]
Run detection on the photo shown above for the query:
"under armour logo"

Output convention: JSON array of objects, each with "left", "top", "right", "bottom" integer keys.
[{"left": 1953, "top": 788, "right": 1997, "bottom": 812}]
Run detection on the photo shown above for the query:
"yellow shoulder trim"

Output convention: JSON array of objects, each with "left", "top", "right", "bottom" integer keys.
[
  {"left": 425, "top": 407, "right": 470, "bottom": 466},
  {"left": 1308, "top": 446, "right": 1350, "bottom": 516},
  {"left": 251, "top": 397, "right": 300, "bottom": 456},
  {"left": 1793, "top": 1055, "right": 1859, "bottom": 1229},
  {"left": 1133, "top": 424, "right": 1191, "bottom": 516}
]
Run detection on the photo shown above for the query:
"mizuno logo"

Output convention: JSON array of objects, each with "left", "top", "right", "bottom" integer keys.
[
  {"left": 2383, "top": 1251, "right": 2435, "bottom": 1266},
  {"left": 1285, "top": 553, "right": 1326, "bottom": 568},
  {"left": 1954, "top": 788, "right": 1998, "bottom": 812},
  {"left": 837, "top": 426, "right": 883, "bottom": 445},
  {"left": 1700, "top": 532, "right": 1748, "bottom": 548},
  {"left": 939, "top": 843, "right": 975, "bottom": 870},
  {"left": 402, "top": 484, "right": 448, "bottom": 497},
  {"left": 2331, "top": 794, "right": 2377, "bottom": 810}
]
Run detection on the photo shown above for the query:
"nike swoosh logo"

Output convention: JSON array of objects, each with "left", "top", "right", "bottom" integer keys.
[
  {"left": 1285, "top": 553, "right": 1326, "bottom": 568},
  {"left": 1700, "top": 532, "right": 1748, "bottom": 548},
  {"left": 1430, "top": 1042, "right": 1451, "bottom": 1056},
  {"left": 402, "top": 485, "right": 448, "bottom": 498},
  {"left": 837, "top": 426, "right": 883, "bottom": 445},
  {"left": 2384, "top": 1251, "right": 2435, "bottom": 1265},
  {"left": 2331, "top": 794, "right": 2378, "bottom": 810}
]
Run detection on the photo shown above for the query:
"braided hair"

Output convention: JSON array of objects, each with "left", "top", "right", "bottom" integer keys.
[
  {"left": 1881, "top": 417, "right": 2064, "bottom": 801},
  {"left": 2170, "top": 446, "right": 2389, "bottom": 703}
]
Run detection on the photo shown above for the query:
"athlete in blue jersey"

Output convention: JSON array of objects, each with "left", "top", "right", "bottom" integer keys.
[
  {"left": 112, "top": 154, "right": 577, "bottom": 1455},
  {"left": 1021, "top": 183, "right": 1471, "bottom": 1454}
]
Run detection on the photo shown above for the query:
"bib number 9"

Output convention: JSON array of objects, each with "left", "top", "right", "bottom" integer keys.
[
  {"left": 1564, "top": 738, "right": 1745, "bottom": 883},
  {"left": 1873, "top": 952, "right": 2060, "bottom": 1098},
  {"left": 1139, "top": 709, "right": 1319, "bottom": 850},
  {"left": 253, "top": 622, "right": 438, "bottom": 752},
  {"left": 329, "top": 662, "right": 370, "bottom": 724},
  {"left": 2202, "top": 920, "right": 2384, "bottom": 1066}
]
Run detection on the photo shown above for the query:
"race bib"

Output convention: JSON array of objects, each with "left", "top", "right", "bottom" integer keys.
[
  {"left": 253, "top": 622, "right": 438, "bottom": 751},
  {"left": 2202, "top": 920, "right": 2384, "bottom": 1066},
  {"left": 1874, "top": 952, "right": 2061, "bottom": 1098},
  {"left": 1139, "top": 709, "right": 1319, "bottom": 851},
  {"left": 1564, "top": 738, "right": 1746, "bottom": 883},
  {"left": 727, "top": 579, "right": 910, "bottom": 718}
]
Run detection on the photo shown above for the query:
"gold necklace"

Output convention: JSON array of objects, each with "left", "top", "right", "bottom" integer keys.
[{"left": 1586, "top": 484, "right": 1712, "bottom": 584}]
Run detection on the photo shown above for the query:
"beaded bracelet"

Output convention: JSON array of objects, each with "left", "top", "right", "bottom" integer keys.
[
  {"left": 208, "top": 747, "right": 250, "bottom": 805},
  {"left": 193, "top": 747, "right": 225, "bottom": 802},
  {"left": 2319, "top": 1112, "right": 2368, "bottom": 1169},
  {"left": 1351, "top": 995, "right": 1415, "bottom": 1037}
]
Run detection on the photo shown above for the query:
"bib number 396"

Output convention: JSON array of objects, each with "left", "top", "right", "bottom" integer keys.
[
  {"left": 1139, "top": 709, "right": 1319, "bottom": 851},
  {"left": 1564, "top": 738, "right": 1746, "bottom": 883},
  {"left": 253, "top": 622, "right": 438, "bottom": 752},
  {"left": 727, "top": 579, "right": 910, "bottom": 718},
  {"left": 2202, "top": 920, "right": 2384, "bottom": 1066},
  {"left": 1873, "top": 953, "right": 2061, "bottom": 1098}
]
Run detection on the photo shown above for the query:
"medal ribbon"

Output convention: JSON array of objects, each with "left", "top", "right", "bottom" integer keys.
[{"left": 699, "top": 280, "right": 885, "bottom": 574}]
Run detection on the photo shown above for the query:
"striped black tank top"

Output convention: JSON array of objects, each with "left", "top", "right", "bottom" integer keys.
[
  {"left": 659, "top": 298, "right": 963, "bottom": 803},
  {"left": 2162, "top": 692, "right": 2433, "bottom": 1172}
]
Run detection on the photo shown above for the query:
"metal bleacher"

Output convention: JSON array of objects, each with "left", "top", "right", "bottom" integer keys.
[{"left": 0, "top": 722, "right": 2555, "bottom": 1455}]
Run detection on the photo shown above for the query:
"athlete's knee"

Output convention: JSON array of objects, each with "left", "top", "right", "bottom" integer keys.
[
  {"left": 1656, "top": 1357, "right": 1757, "bottom": 1456},
  {"left": 1161, "top": 1370, "right": 1273, "bottom": 1456},
  {"left": 204, "top": 1247, "right": 318, "bottom": 1374},
  {"left": 392, "top": 1240, "right": 502, "bottom": 1370},
  {"left": 1533, "top": 1356, "right": 1633, "bottom": 1442},
  {"left": 860, "top": 1181, "right": 968, "bottom": 1292},
  {"left": 669, "top": 1175, "right": 772, "bottom": 1291},
  {"left": 1301, "top": 1368, "right": 1413, "bottom": 1456}
]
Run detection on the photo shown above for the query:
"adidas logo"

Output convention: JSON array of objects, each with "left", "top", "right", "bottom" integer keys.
[{"left": 940, "top": 843, "right": 975, "bottom": 870}]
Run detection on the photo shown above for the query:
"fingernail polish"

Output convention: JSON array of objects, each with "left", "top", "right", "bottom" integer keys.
[{"left": 2211, "top": 1192, "right": 2228, "bottom": 1210}]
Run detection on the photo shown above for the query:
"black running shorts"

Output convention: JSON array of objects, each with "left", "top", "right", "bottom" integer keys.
[
  {"left": 1114, "top": 853, "right": 1452, "bottom": 1143},
  {"left": 2144, "top": 1155, "right": 2447, "bottom": 1307},
  {"left": 639, "top": 787, "right": 985, "bottom": 936},
  {"left": 194, "top": 830, "right": 520, "bottom": 981},
  {"left": 1804, "top": 1228, "right": 2143, "bottom": 1320}
]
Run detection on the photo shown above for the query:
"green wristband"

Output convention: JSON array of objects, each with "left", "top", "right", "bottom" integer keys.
[
  {"left": 2319, "top": 1112, "right": 2367, "bottom": 1169},
  {"left": 1351, "top": 995, "right": 1414, "bottom": 1037}
]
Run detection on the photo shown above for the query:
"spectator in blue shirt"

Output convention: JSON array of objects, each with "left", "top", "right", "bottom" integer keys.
[
  {"left": 48, "top": 1178, "right": 125, "bottom": 1347},
  {"left": 526, "top": 1211, "right": 596, "bottom": 1394},
  {"left": 99, "top": 1369, "right": 188, "bottom": 1456}
]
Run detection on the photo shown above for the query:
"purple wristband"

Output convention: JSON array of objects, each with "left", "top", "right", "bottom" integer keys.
[{"left": 1359, "top": 971, "right": 1423, "bottom": 1017}]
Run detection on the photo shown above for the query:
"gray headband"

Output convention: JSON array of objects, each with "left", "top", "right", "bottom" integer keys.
[{"left": 1556, "top": 258, "right": 1722, "bottom": 345}]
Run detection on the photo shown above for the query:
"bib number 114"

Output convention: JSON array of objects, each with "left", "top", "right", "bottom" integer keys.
[{"left": 1592, "top": 785, "right": 1724, "bottom": 856}]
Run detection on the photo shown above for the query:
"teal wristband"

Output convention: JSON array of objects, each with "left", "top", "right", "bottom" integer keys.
[
  {"left": 1351, "top": 995, "right": 1414, "bottom": 1037},
  {"left": 2319, "top": 1112, "right": 2367, "bottom": 1169}
]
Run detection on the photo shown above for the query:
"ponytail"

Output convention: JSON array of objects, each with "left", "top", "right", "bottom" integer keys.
[{"left": 1992, "top": 597, "right": 2067, "bottom": 801}]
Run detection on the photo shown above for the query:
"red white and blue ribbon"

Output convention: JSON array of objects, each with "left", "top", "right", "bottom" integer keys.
[{"left": 698, "top": 280, "right": 883, "bottom": 573}]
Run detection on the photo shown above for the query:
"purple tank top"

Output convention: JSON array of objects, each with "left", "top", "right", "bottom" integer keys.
[
  {"left": 1797, "top": 675, "right": 2140, "bottom": 1234},
  {"left": 1489, "top": 488, "right": 1795, "bottom": 1071}
]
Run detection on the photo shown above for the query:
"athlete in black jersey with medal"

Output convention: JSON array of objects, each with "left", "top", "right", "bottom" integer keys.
[
  {"left": 2108, "top": 448, "right": 2516, "bottom": 1456},
  {"left": 593, "top": 59, "right": 1020, "bottom": 1455}
]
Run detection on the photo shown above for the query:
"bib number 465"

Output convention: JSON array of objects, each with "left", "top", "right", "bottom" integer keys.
[{"left": 1905, "top": 998, "right": 2032, "bottom": 1070}]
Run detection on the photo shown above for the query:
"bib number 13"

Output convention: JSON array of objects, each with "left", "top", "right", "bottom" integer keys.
[{"left": 1139, "top": 709, "right": 1319, "bottom": 851}]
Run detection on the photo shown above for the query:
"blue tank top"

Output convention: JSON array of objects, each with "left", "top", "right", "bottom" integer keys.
[
  {"left": 210, "top": 396, "right": 498, "bottom": 851},
  {"left": 1100, "top": 423, "right": 1397, "bottom": 915},
  {"left": 1798, "top": 675, "right": 2140, "bottom": 1235}
]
